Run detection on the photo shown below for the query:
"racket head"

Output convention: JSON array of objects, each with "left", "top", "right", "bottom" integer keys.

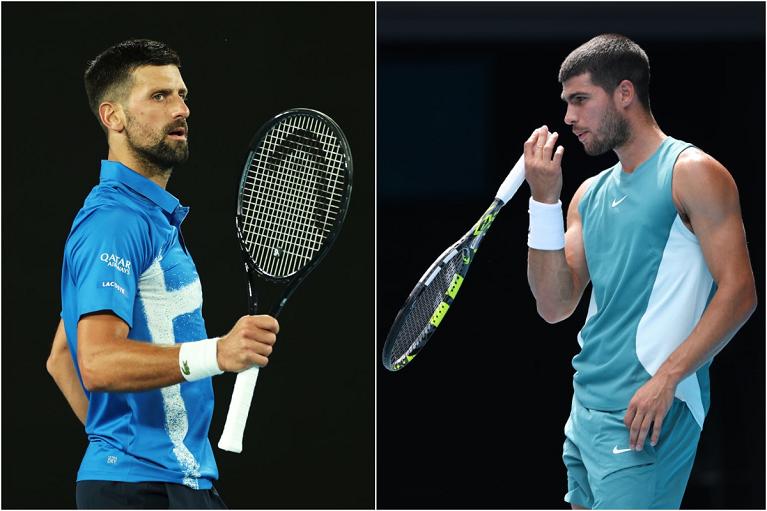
[
  {"left": 382, "top": 240, "right": 472, "bottom": 371},
  {"left": 236, "top": 109, "right": 353, "bottom": 287},
  {"left": 382, "top": 199, "right": 504, "bottom": 371}
]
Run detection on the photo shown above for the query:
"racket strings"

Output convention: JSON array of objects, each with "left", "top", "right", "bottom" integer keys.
[
  {"left": 240, "top": 114, "right": 348, "bottom": 278},
  {"left": 388, "top": 253, "right": 464, "bottom": 365},
  {"left": 256, "top": 127, "right": 344, "bottom": 240}
]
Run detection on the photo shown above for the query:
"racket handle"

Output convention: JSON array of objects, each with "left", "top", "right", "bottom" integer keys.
[
  {"left": 218, "top": 366, "right": 260, "bottom": 453},
  {"left": 495, "top": 154, "right": 526, "bottom": 204}
]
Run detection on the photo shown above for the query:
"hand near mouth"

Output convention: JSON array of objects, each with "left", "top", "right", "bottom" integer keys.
[{"left": 523, "top": 125, "right": 564, "bottom": 204}]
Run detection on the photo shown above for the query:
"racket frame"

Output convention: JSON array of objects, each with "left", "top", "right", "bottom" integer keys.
[
  {"left": 382, "top": 199, "right": 504, "bottom": 371},
  {"left": 381, "top": 155, "right": 524, "bottom": 371},
  {"left": 219, "top": 108, "right": 353, "bottom": 453},
  {"left": 236, "top": 108, "right": 353, "bottom": 314}
]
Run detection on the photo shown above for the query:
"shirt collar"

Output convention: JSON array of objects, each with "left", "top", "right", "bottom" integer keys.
[{"left": 99, "top": 160, "right": 184, "bottom": 218}]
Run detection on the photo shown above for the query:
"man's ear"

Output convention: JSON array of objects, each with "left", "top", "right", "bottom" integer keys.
[
  {"left": 98, "top": 101, "right": 125, "bottom": 133},
  {"left": 614, "top": 79, "right": 636, "bottom": 108}
]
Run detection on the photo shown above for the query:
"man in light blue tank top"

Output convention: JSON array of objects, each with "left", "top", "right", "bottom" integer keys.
[
  {"left": 523, "top": 34, "right": 756, "bottom": 509},
  {"left": 45, "top": 40, "right": 281, "bottom": 509}
]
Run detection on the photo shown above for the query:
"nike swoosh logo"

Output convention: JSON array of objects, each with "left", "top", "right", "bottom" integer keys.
[
  {"left": 612, "top": 446, "right": 632, "bottom": 454},
  {"left": 611, "top": 195, "right": 627, "bottom": 208}
]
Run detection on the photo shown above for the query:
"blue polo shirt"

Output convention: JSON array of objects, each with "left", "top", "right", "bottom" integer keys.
[{"left": 60, "top": 160, "right": 217, "bottom": 489}]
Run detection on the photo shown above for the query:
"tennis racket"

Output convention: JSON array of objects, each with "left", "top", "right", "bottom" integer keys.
[
  {"left": 218, "top": 108, "right": 352, "bottom": 453},
  {"left": 381, "top": 155, "right": 525, "bottom": 371}
]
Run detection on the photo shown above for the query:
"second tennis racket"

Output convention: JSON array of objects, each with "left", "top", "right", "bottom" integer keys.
[{"left": 382, "top": 155, "right": 525, "bottom": 371}]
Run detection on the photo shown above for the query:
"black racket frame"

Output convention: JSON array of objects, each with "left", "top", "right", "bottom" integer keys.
[{"left": 235, "top": 108, "right": 353, "bottom": 317}]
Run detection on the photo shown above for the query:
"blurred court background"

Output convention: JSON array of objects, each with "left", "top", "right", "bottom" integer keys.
[
  {"left": 2, "top": 2, "right": 374, "bottom": 508},
  {"left": 377, "top": 2, "right": 764, "bottom": 508}
]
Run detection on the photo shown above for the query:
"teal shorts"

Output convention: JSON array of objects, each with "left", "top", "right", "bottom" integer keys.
[{"left": 562, "top": 395, "right": 701, "bottom": 509}]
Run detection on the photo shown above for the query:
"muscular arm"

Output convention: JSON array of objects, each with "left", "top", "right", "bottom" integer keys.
[
  {"left": 46, "top": 319, "right": 89, "bottom": 425},
  {"left": 77, "top": 313, "right": 184, "bottom": 392},
  {"left": 625, "top": 149, "right": 757, "bottom": 450},
  {"left": 525, "top": 125, "right": 591, "bottom": 323},
  {"left": 77, "top": 312, "right": 279, "bottom": 393},
  {"left": 657, "top": 150, "right": 757, "bottom": 381}
]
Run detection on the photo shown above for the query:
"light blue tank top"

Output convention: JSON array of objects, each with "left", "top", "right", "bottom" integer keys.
[{"left": 575, "top": 137, "right": 715, "bottom": 429}]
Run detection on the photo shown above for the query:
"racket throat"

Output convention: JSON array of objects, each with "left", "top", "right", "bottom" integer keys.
[
  {"left": 246, "top": 278, "right": 259, "bottom": 315},
  {"left": 245, "top": 268, "right": 291, "bottom": 318}
]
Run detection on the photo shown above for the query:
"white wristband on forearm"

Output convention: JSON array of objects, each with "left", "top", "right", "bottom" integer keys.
[
  {"left": 179, "top": 338, "right": 223, "bottom": 381},
  {"left": 528, "top": 198, "right": 566, "bottom": 250}
]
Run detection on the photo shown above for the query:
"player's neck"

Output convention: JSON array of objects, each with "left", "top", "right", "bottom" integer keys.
[
  {"left": 613, "top": 121, "right": 666, "bottom": 173},
  {"left": 107, "top": 147, "right": 172, "bottom": 189}
]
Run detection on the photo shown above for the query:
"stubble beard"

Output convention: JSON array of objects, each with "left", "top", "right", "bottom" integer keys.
[
  {"left": 124, "top": 112, "right": 189, "bottom": 178},
  {"left": 584, "top": 104, "right": 631, "bottom": 156}
]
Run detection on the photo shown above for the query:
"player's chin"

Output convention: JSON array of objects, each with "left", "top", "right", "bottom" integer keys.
[
  {"left": 584, "top": 143, "right": 610, "bottom": 157},
  {"left": 163, "top": 144, "right": 190, "bottom": 164}
]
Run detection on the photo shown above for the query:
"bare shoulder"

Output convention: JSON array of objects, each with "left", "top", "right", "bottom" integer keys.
[
  {"left": 673, "top": 147, "right": 741, "bottom": 223},
  {"left": 674, "top": 148, "right": 738, "bottom": 198}
]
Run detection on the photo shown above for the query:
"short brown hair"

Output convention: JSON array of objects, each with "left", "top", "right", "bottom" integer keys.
[{"left": 559, "top": 34, "right": 651, "bottom": 111}]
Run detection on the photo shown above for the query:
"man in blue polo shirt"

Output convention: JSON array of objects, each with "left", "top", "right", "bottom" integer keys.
[{"left": 46, "top": 39, "right": 279, "bottom": 509}]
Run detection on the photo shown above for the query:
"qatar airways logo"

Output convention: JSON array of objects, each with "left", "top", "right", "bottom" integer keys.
[{"left": 100, "top": 253, "right": 131, "bottom": 275}]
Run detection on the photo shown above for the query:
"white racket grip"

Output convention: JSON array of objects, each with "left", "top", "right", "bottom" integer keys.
[
  {"left": 495, "top": 154, "right": 526, "bottom": 204},
  {"left": 218, "top": 366, "right": 260, "bottom": 453}
]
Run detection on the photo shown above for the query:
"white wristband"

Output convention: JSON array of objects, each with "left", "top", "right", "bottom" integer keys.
[
  {"left": 179, "top": 338, "right": 223, "bottom": 381},
  {"left": 528, "top": 198, "right": 566, "bottom": 250}
]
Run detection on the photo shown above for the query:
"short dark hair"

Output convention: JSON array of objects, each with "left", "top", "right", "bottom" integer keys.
[
  {"left": 558, "top": 34, "right": 651, "bottom": 111},
  {"left": 84, "top": 39, "right": 181, "bottom": 122}
]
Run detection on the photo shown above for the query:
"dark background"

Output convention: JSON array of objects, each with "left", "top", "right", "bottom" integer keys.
[
  {"left": 2, "top": 2, "right": 373, "bottom": 509},
  {"left": 377, "top": 2, "right": 765, "bottom": 509}
]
